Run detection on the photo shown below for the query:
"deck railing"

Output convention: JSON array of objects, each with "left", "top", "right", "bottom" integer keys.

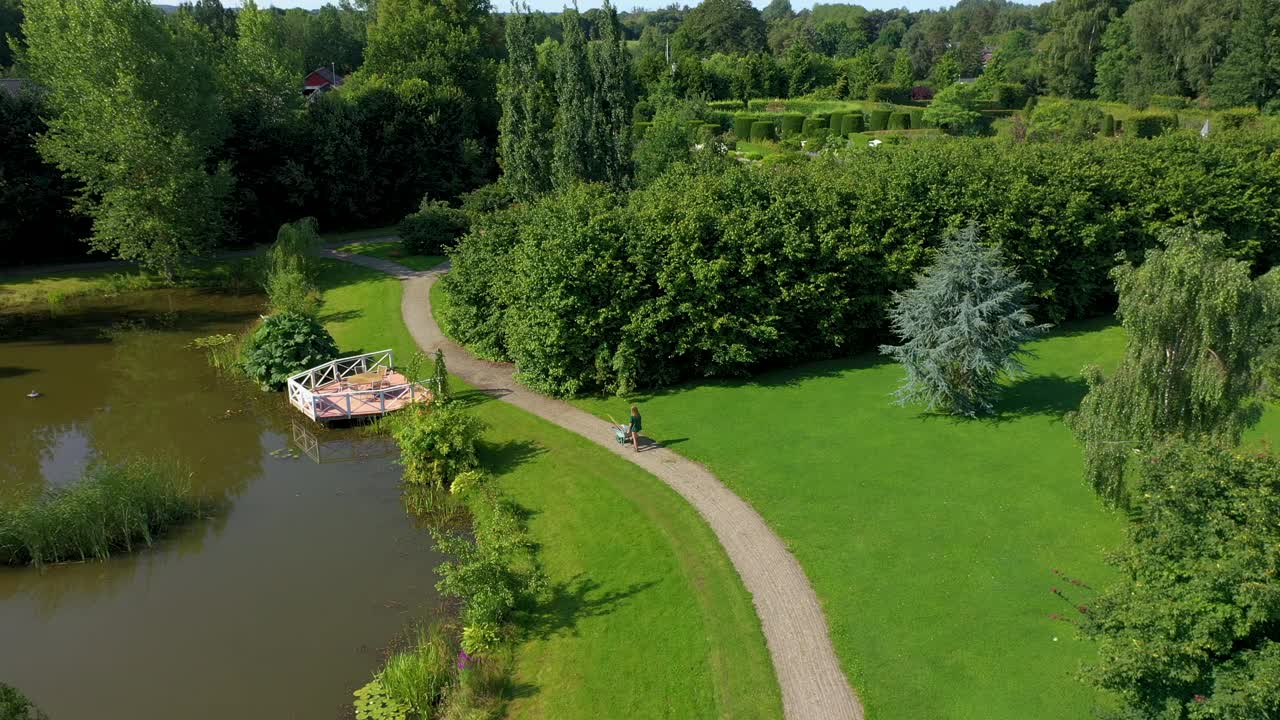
[{"left": 286, "top": 349, "right": 435, "bottom": 421}]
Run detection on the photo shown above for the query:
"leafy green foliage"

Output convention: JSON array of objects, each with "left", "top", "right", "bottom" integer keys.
[
  {"left": 21, "top": 0, "right": 231, "bottom": 277},
  {"left": 497, "top": 5, "right": 553, "bottom": 202},
  {"left": 633, "top": 112, "right": 692, "bottom": 187},
  {"left": 0, "top": 683, "right": 46, "bottom": 720},
  {"left": 589, "top": 1, "right": 634, "bottom": 190},
  {"left": 1083, "top": 441, "right": 1280, "bottom": 719},
  {"left": 386, "top": 402, "right": 486, "bottom": 488},
  {"left": 353, "top": 679, "right": 410, "bottom": 720},
  {"left": 240, "top": 311, "right": 340, "bottom": 391},
  {"left": 434, "top": 470, "right": 544, "bottom": 653},
  {"left": 264, "top": 218, "right": 322, "bottom": 316},
  {"left": 1028, "top": 98, "right": 1104, "bottom": 142},
  {"left": 379, "top": 624, "right": 453, "bottom": 715},
  {"left": 444, "top": 131, "right": 1280, "bottom": 396},
  {"left": 399, "top": 201, "right": 470, "bottom": 256},
  {"left": 880, "top": 225, "right": 1049, "bottom": 416},
  {"left": 0, "top": 460, "right": 207, "bottom": 567},
  {"left": 1068, "top": 227, "right": 1271, "bottom": 506},
  {"left": 552, "top": 9, "right": 594, "bottom": 189},
  {"left": 431, "top": 348, "right": 452, "bottom": 402},
  {"left": 1128, "top": 111, "right": 1178, "bottom": 138},
  {"left": 1211, "top": 0, "right": 1280, "bottom": 109},
  {"left": 923, "top": 82, "right": 982, "bottom": 135},
  {"left": 674, "top": 0, "right": 766, "bottom": 56}
]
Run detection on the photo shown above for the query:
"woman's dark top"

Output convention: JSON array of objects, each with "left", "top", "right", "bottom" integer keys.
[{"left": 629, "top": 414, "right": 642, "bottom": 432}]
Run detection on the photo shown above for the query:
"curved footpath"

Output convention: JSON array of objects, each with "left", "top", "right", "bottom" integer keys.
[{"left": 324, "top": 249, "right": 863, "bottom": 720}]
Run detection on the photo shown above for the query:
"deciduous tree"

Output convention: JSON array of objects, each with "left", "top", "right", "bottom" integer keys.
[
  {"left": 21, "top": 0, "right": 231, "bottom": 277},
  {"left": 551, "top": 8, "right": 593, "bottom": 189},
  {"left": 1083, "top": 440, "right": 1280, "bottom": 719},
  {"left": 497, "top": 4, "right": 552, "bottom": 200},
  {"left": 589, "top": 0, "right": 632, "bottom": 189},
  {"left": 1068, "top": 227, "right": 1271, "bottom": 507}
]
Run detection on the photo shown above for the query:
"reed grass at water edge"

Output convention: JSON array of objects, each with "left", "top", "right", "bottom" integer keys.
[{"left": 0, "top": 459, "right": 209, "bottom": 567}]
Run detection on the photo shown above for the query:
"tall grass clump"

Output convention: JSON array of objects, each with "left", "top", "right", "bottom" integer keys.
[{"left": 0, "top": 460, "right": 207, "bottom": 567}]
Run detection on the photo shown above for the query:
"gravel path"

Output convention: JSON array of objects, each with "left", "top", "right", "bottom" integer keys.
[{"left": 324, "top": 249, "right": 864, "bottom": 720}]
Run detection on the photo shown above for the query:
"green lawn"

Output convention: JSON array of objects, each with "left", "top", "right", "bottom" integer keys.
[
  {"left": 317, "top": 261, "right": 782, "bottom": 720},
  {"left": 320, "top": 225, "right": 398, "bottom": 245},
  {"left": 337, "top": 240, "right": 444, "bottom": 272},
  {"left": 560, "top": 318, "right": 1280, "bottom": 719}
]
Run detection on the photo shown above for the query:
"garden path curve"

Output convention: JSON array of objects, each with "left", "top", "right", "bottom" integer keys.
[{"left": 323, "top": 249, "right": 864, "bottom": 720}]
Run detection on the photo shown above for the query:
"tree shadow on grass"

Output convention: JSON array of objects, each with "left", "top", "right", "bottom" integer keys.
[
  {"left": 914, "top": 373, "right": 1090, "bottom": 426},
  {"left": 479, "top": 439, "right": 546, "bottom": 475},
  {"left": 317, "top": 308, "right": 362, "bottom": 324},
  {"left": 516, "top": 574, "right": 660, "bottom": 641},
  {"left": 0, "top": 366, "right": 35, "bottom": 378}
]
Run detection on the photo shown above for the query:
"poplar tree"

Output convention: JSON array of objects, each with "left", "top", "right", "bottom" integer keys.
[
  {"left": 551, "top": 8, "right": 594, "bottom": 189},
  {"left": 497, "top": 3, "right": 553, "bottom": 200},
  {"left": 589, "top": 0, "right": 632, "bottom": 189},
  {"left": 880, "top": 224, "right": 1049, "bottom": 417},
  {"left": 1068, "top": 227, "right": 1272, "bottom": 507},
  {"left": 1210, "top": 0, "right": 1280, "bottom": 110}
]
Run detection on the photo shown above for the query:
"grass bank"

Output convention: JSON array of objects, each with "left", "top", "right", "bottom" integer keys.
[
  {"left": 563, "top": 317, "right": 1280, "bottom": 719},
  {"left": 318, "top": 260, "right": 782, "bottom": 720},
  {"left": 0, "top": 459, "right": 207, "bottom": 567},
  {"left": 0, "top": 257, "right": 260, "bottom": 311}
]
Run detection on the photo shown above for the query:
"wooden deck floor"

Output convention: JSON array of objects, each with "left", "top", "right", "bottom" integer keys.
[{"left": 310, "top": 371, "right": 430, "bottom": 420}]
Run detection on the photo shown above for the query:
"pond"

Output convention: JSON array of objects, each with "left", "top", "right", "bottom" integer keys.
[{"left": 0, "top": 289, "right": 442, "bottom": 719}]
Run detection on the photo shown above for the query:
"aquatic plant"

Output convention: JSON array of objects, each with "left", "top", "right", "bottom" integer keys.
[
  {"left": 189, "top": 333, "right": 245, "bottom": 374},
  {"left": 0, "top": 459, "right": 208, "bottom": 567},
  {"left": 0, "top": 683, "right": 47, "bottom": 720},
  {"left": 379, "top": 623, "right": 454, "bottom": 714}
]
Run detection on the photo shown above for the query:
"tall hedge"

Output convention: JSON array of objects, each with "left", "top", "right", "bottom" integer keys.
[
  {"left": 780, "top": 113, "right": 805, "bottom": 137},
  {"left": 1128, "top": 112, "right": 1178, "bottom": 138},
  {"left": 828, "top": 112, "right": 846, "bottom": 136},
  {"left": 733, "top": 115, "right": 756, "bottom": 139},
  {"left": 868, "top": 110, "right": 891, "bottom": 131},
  {"left": 868, "top": 84, "right": 910, "bottom": 104},
  {"left": 841, "top": 113, "right": 864, "bottom": 134},
  {"left": 442, "top": 130, "right": 1280, "bottom": 396},
  {"left": 1101, "top": 114, "right": 1115, "bottom": 137},
  {"left": 750, "top": 121, "right": 776, "bottom": 142},
  {"left": 888, "top": 112, "right": 910, "bottom": 130},
  {"left": 908, "top": 109, "right": 924, "bottom": 130},
  {"left": 802, "top": 117, "right": 829, "bottom": 137}
]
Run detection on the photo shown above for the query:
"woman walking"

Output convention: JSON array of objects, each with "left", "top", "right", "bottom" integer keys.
[{"left": 627, "top": 405, "right": 643, "bottom": 452}]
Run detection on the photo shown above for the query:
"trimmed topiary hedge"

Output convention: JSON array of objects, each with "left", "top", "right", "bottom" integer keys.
[
  {"left": 1128, "top": 112, "right": 1178, "bottom": 138},
  {"left": 909, "top": 109, "right": 924, "bottom": 129},
  {"left": 841, "top": 113, "right": 864, "bottom": 134},
  {"left": 1149, "top": 94, "right": 1190, "bottom": 110},
  {"left": 780, "top": 113, "right": 805, "bottom": 137},
  {"left": 868, "top": 84, "right": 910, "bottom": 104},
  {"left": 733, "top": 115, "right": 756, "bottom": 139},
  {"left": 868, "top": 110, "right": 891, "bottom": 131},
  {"left": 888, "top": 112, "right": 910, "bottom": 130},
  {"left": 827, "top": 112, "right": 846, "bottom": 136},
  {"left": 750, "top": 121, "right": 776, "bottom": 142},
  {"left": 802, "top": 117, "right": 829, "bottom": 137},
  {"left": 1218, "top": 107, "right": 1259, "bottom": 130},
  {"left": 992, "top": 83, "right": 1030, "bottom": 110},
  {"left": 1101, "top": 114, "right": 1115, "bottom": 137}
]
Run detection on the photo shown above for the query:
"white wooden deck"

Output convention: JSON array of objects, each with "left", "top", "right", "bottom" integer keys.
[{"left": 286, "top": 349, "right": 433, "bottom": 422}]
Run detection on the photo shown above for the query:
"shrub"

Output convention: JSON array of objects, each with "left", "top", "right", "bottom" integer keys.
[
  {"left": 750, "top": 121, "right": 776, "bottom": 142},
  {"left": 888, "top": 112, "right": 910, "bottom": 130},
  {"left": 1128, "top": 111, "right": 1178, "bottom": 138},
  {"left": 633, "top": 121, "right": 651, "bottom": 140},
  {"left": 780, "top": 112, "right": 805, "bottom": 137},
  {"left": 399, "top": 200, "right": 470, "bottom": 256},
  {"left": 0, "top": 460, "right": 207, "bottom": 567},
  {"left": 264, "top": 218, "right": 322, "bottom": 316},
  {"left": 868, "top": 83, "right": 909, "bottom": 104},
  {"left": 991, "top": 83, "right": 1029, "bottom": 110},
  {"left": 732, "top": 114, "right": 756, "bottom": 139},
  {"left": 442, "top": 130, "right": 1280, "bottom": 396},
  {"left": 910, "top": 86, "right": 935, "bottom": 102},
  {"left": 801, "top": 117, "right": 827, "bottom": 137},
  {"left": 868, "top": 109, "right": 891, "bottom": 131},
  {"left": 1023, "top": 95, "right": 1038, "bottom": 114},
  {"left": 1101, "top": 113, "right": 1115, "bottom": 136},
  {"left": 1218, "top": 107, "right": 1260, "bottom": 130},
  {"left": 458, "top": 180, "right": 513, "bottom": 218},
  {"left": 240, "top": 311, "right": 340, "bottom": 391},
  {"left": 842, "top": 113, "right": 864, "bottom": 134},
  {"left": 827, "top": 112, "right": 845, "bottom": 136},
  {"left": 385, "top": 401, "right": 486, "bottom": 488},
  {"left": 1149, "top": 94, "right": 1189, "bottom": 110},
  {"left": 1028, "top": 99, "right": 1104, "bottom": 142},
  {"left": 908, "top": 109, "right": 924, "bottom": 129}
]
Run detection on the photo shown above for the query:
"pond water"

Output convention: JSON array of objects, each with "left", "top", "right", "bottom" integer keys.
[{"left": 0, "top": 290, "right": 442, "bottom": 719}]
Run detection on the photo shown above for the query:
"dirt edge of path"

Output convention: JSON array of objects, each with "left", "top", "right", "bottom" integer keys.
[{"left": 323, "top": 249, "right": 864, "bottom": 720}]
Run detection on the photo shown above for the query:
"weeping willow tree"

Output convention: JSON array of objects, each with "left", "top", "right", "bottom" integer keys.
[
  {"left": 880, "top": 223, "right": 1050, "bottom": 417},
  {"left": 1068, "top": 226, "right": 1272, "bottom": 507}
]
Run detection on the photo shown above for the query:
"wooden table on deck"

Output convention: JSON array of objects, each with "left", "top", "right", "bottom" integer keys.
[{"left": 343, "top": 370, "right": 387, "bottom": 391}]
